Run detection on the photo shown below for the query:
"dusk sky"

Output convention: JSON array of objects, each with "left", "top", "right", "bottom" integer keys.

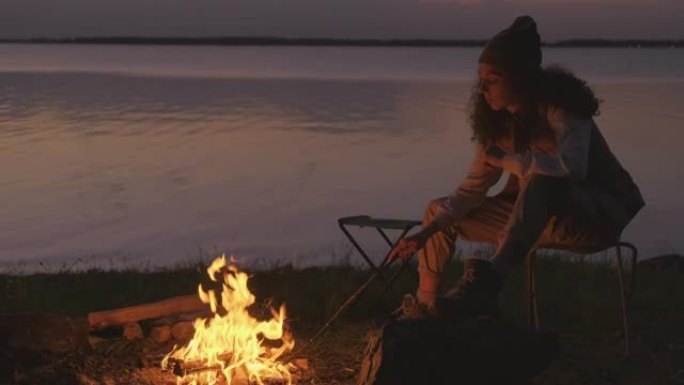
[{"left": 2, "top": 0, "right": 683, "bottom": 40}]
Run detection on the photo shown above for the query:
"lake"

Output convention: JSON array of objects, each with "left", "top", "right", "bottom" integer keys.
[{"left": 1, "top": 44, "right": 682, "bottom": 271}]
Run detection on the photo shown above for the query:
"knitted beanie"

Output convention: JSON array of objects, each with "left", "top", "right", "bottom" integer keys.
[{"left": 479, "top": 15, "right": 542, "bottom": 78}]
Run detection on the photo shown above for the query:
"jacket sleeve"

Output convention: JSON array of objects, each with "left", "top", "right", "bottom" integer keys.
[
  {"left": 499, "top": 105, "right": 591, "bottom": 180},
  {"left": 430, "top": 142, "right": 503, "bottom": 230}
]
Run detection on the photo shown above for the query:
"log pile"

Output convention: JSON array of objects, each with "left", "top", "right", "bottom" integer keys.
[{"left": 87, "top": 294, "right": 211, "bottom": 346}]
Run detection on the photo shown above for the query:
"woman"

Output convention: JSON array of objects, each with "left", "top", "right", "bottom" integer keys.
[{"left": 388, "top": 15, "right": 644, "bottom": 319}]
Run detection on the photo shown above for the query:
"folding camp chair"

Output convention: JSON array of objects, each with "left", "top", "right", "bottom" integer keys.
[
  {"left": 337, "top": 213, "right": 638, "bottom": 357},
  {"left": 470, "top": 175, "right": 639, "bottom": 357},
  {"left": 298, "top": 216, "right": 422, "bottom": 350},
  {"left": 337, "top": 215, "right": 422, "bottom": 297},
  {"left": 525, "top": 241, "right": 637, "bottom": 357}
]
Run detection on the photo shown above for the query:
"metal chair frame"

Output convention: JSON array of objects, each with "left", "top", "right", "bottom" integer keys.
[{"left": 527, "top": 241, "right": 638, "bottom": 357}]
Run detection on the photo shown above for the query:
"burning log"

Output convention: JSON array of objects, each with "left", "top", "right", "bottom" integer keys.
[
  {"left": 162, "top": 255, "right": 295, "bottom": 385},
  {"left": 162, "top": 355, "right": 291, "bottom": 385},
  {"left": 162, "top": 353, "right": 234, "bottom": 377},
  {"left": 88, "top": 294, "right": 208, "bottom": 330}
]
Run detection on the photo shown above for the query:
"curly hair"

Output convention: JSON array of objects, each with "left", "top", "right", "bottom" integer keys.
[{"left": 468, "top": 64, "right": 603, "bottom": 144}]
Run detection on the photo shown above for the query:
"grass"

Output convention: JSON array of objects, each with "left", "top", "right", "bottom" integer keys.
[{"left": 1, "top": 253, "right": 683, "bottom": 384}]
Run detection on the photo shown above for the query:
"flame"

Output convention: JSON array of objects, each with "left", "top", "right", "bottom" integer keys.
[{"left": 162, "top": 255, "right": 294, "bottom": 385}]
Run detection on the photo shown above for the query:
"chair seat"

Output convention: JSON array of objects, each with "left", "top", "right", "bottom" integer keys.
[
  {"left": 338, "top": 215, "right": 422, "bottom": 230},
  {"left": 533, "top": 240, "right": 619, "bottom": 255}
]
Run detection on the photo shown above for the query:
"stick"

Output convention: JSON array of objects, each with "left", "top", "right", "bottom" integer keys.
[
  {"left": 295, "top": 257, "right": 397, "bottom": 354},
  {"left": 164, "top": 354, "right": 233, "bottom": 377}
]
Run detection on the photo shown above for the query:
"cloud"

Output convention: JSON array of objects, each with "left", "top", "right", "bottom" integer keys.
[{"left": 0, "top": 0, "right": 681, "bottom": 39}]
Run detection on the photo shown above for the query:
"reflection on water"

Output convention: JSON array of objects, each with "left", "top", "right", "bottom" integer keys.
[
  {"left": 0, "top": 72, "right": 474, "bottom": 269},
  {"left": 0, "top": 45, "right": 683, "bottom": 270},
  {"left": 0, "top": 73, "right": 426, "bottom": 137}
]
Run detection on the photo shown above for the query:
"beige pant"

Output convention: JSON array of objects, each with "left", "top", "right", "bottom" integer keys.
[{"left": 418, "top": 175, "right": 621, "bottom": 281}]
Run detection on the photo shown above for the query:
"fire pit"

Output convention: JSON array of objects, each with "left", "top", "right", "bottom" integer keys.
[{"left": 161, "top": 255, "right": 295, "bottom": 385}]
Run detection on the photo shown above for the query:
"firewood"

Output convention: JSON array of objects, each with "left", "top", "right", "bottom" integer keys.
[
  {"left": 123, "top": 322, "right": 143, "bottom": 340},
  {"left": 171, "top": 321, "right": 195, "bottom": 341},
  {"left": 150, "top": 310, "right": 212, "bottom": 326},
  {"left": 150, "top": 325, "right": 172, "bottom": 343},
  {"left": 88, "top": 294, "right": 207, "bottom": 330},
  {"left": 164, "top": 353, "right": 234, "bottom": 376}
]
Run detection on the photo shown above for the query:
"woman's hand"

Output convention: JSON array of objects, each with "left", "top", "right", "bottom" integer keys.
[{"left": 388, "top": 230, "right": 430, "bottom": 262}]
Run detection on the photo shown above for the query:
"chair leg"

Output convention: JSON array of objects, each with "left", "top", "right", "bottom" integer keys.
[
  {"left": 618, "top": 242, "right": 638, "bottom": 300},
  {"left": 527, "top": 250, "right": 539, "bottom": 329},
  {"left": 615, "top": 244, "right": 631, "bottom": 357}
]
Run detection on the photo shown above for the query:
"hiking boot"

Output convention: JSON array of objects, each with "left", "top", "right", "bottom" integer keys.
[
  {"left": 436, "top": 258, "right": 504, "bottom": 320},
  {"left": 394, "top": 294, "right": 440, "bottom": 320}
]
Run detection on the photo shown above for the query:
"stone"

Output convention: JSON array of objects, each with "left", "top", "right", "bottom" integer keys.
[
  {"left": 0, "top": 313, "right": 90, "bottom": 353},
  {"left": 356, "top": 317, "right": 559, "bottom": 385}
]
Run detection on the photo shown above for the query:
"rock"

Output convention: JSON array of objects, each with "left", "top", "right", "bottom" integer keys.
[
  {"left": 171, "top": 321, "right": 195, "bottom": 341},
  {"left": 357, "top": 317, "right": 558, "bottom": 385},
  {"left": 123, "top": 322, "right": 143, "bottom": 340},
  {"left": 0, "top": 313, "right": 90, "bottom": 353},
  {"left": 150, "top": 325, "right": 172, "bottom": 343}
]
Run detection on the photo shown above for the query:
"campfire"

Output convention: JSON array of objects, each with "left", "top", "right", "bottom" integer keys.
[{"left": 161, "top": 255, "right": 295, "bottom": 385}]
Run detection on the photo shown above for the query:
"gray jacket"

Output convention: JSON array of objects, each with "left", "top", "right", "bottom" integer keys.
[{"left": 431, "top": 103, "right": 644, "bottom": 234}]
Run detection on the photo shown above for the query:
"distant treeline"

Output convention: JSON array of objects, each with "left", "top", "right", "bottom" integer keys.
[{"left": 0, "top": 37, "right": 682, "bottom": 48}]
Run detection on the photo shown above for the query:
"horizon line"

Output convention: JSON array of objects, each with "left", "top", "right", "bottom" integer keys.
[{"left": 1, "top": 36, "right": 682, "bottom": 48}]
